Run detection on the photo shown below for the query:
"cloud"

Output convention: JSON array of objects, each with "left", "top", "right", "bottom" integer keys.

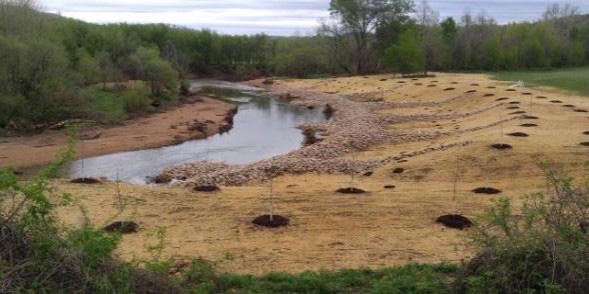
[{"left": 40, "top": 0, "right": 589, "bottom": 35}]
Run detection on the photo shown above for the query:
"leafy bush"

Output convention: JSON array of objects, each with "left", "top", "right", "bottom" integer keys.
[
  {"left": 123, "top": 87, "right": 151, "bottom": 114},
  {"left": 0, "top": 138, "right": 178, "bottom": 293},
  {"left": 457, "top": 164, "right": 589, "bottom": 293}
]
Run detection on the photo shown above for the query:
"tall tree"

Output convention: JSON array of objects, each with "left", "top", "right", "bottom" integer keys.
[
  {"left": 384, "top": 29, "right": 424, "bottom": 75},
  {"left": 328, "top": 0, "right": 414, "bottom": 74},
  {"left": 416, "top": 0, "right": 440, "bottom": 74}
]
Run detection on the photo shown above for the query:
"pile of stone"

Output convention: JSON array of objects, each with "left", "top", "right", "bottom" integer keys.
[{"left": 159, "top": 80, "right": 494, "bottom": 187}]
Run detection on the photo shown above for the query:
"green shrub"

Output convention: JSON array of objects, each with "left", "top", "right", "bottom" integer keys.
[
  {"left": 456, "top": 163, "right": 589, "bottom": 293},
  {"left": 123, "top": 87, "right": 151, "bottom": 114},
  {"left": 0, "top": 138, "right": 178, "bottom": 293}
]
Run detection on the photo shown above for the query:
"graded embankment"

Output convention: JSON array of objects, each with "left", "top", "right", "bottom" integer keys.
[{"left": 55, "top": 73, "right": 589, "bottom": 274}]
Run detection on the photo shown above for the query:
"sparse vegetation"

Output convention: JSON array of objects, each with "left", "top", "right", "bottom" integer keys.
[{"left": 456, "top": 164, "right": 589, "bottom": 293}]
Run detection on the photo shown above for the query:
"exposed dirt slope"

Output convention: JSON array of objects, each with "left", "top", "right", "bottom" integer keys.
[{"left": 0, "top": 97, "right": 236, "bottom": 169}]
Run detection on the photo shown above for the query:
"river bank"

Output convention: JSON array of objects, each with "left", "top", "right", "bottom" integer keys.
[
  {"left": 53, "top": 73, "right": 589, "bottom": 274},
  {"left": 0, "top": 96, "right": 236, "bottom": 170}
]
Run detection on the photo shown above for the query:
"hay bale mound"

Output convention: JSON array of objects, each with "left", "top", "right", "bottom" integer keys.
[
  {"left": 583, "top": 131, "right": 589, "bottom": 135},
  {"left": 443, "top": 87, "right": 455, "bottom": 91},
  {"left": 392, "top": 168, "right": 405, "bottom": 174},
  {"left": 465, "top": 90, "right": 477, "bottom": 93},
  {"left": 508, "top": 132, "right": 529, "bottom": 137},
  {"left": 384, "top": 185, "right": 396, "bottom": 189},
  {"left": 252, "top": 215, "right": 289, "bottom": 228},
  {"left": 508, "top": 101, "right": 521, "bottom": 105},
  {"left": 490, "top": 143, "right": 512, "bottom": 150},
  {"left": 194, "top": 185, "right": 220, "bottom": 192},
  {"left": 472, "top": 187, "right": 502, "bottom": 194},
  {"left": 104, "top": 221, "right": 139, "bottom": 234},
  {"left": 580, "top": 142, "right": 589, "bottom": 147},
  {"left": 575, "top": 109, "right": 588, "bottom": 113},
  {"left": 522, "top": 115, "right": 539, "bottom": 120},
  {"left": 483, "top": 93, "right": 495, "bottom": 97},
  {"left": 70, "top": 177, "right": 101, "bottom": 184},
  {"left": 563, "top": 104, "right": 575, "bottom": 108},
  {"left": 495, "top": 97, "right": 509, "bottom": 101},
  {"left": 506, "top": 89, "right": 516, "bottom": 92},
  {"left": 509, "top": 111, "right": 526, "bottom": 115},
  {"left": 522, "top": 92, "right": 532, "bottom": 95},
  {"left": 506, "top": 106, "right": 520, "bottom": 110},
  {"left": 550, "top": 100, "right": 563, "bottom": 103},
  {"left": 336, "top": 187, "right": 367, "bottom": 194},
  {"left": 520, "top": 123, "right": 538, "bottom": 127},
  {"left": 363, "top": 171, "right": 374, "bottom": 177},
  {"left": 436, "top": 214, "right": 473, "bottom": 230},
  {"left": 536, "top": 96, "right": 547, "bottom": 99}
]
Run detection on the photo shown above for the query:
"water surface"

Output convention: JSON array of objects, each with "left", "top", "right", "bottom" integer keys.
[{"left": 66, "top": 80, "right": 325, "bottom": 184}]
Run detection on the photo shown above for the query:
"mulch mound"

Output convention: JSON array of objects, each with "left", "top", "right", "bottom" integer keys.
[
  {"left": 104, "top": 221, "right": 139, "bottom": 234},
  {"left": 508, "top": 132, "right": 529, "bottom": 137},
  {"left": 443, "top": 87, "right": 455, "bottom": 91},
  {"left": 70, "top": 177, "right": 102, "bottom": 184},
  {"left": 392, "top": 168, "right": 405, "bottom": 174},
  {"left": 508, "top": 101, "right": 521, "bottom": 104},
  {"left": 193, "top": 185, "right": 220, "bottom": 192},
  {"left": 580, "top": 142, "right": 589, "bottom": 147},
  {"left": 506, "top": 106, "right": 520, "bottom": 110},
  {"left": 563, "top": 104, "right": 575, "bottom": 108},
  {"left": 472, "top": 187, "right": 502, "bottom": 194},
  {"left": 506, "top": 89, "right": 516, "bottom": 92},
  {"left": 575, "top": 109, "right": 588, "bottom": 113},
  {"left": 536, "top": 96, "right": 547, "bottom": 99},
  {"left": 336, "top": 187, "right": 367, "bottom": 194},
  {"left": 583, "top": 131, "right": 589, "bottom": 135},
  {"left": 483, "top": 93, "right": 495, "bottom": 97},
  {"left": 522, "top": 115, "right": 539, "bottom": 120},
  {"left": 520, "top": 123, "right": 538, "bottom": 127},
  {"left": 490, "top": 144, "right": 512, "bottom": 150},
  {"left": 252, "top": 215, "right": 289, "bottom": 228},
  {"left": 495, "top": 97, "right": 509, "bottom": 101},
  {"left": 522, "top": 92, "right": 532, "bottom": 95},
  {"left": 384, "top": 185, "right": 396, "bottom": 189},
  {"left": 509, "top": 111, "right": 526, "bottom": 115},
  {"left": 465, "top": 90, "right": 477, "bottom": 93},
  {"left": 436, "top": 214, "right": 473, "bottom": 230},
  {"left": 550, "top": 100, "right": 563, "bottom": 103},
  {"left": 363, "top": 171, "right": 374, "bottom": 177}
]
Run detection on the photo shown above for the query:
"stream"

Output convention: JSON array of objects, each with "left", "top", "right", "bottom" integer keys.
[{"left": 65, "top": 80, "right": 326, "bottom": 184}]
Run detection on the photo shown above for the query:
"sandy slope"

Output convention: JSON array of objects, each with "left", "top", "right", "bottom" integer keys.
[
  {"left": 53, "top": 73, "right": 589, "bottom": 274},
  {"left": 0, "top": 97, "right": 236, "bottom": 170}
]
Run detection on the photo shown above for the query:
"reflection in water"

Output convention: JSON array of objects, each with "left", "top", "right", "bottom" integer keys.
[{"left": 66, "top": 81, "right": 325, "bottom": 184}]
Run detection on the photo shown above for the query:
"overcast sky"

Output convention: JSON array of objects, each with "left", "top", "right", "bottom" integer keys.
[{"left": 40, "top": 1, "right": 589, "bottom": 36}]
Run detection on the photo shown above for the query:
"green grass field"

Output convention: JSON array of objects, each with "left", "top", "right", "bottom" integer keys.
[{"left": 492, "top": 67, "right": 589, "bottom": 97}]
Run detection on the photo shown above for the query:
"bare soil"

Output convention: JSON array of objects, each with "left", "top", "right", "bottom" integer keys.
[{"left": 0, "top": 97, "right": 236, "bottom": 170}]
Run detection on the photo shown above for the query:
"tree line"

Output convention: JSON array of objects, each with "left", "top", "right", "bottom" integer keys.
[{"left": 1, "top": 0, "right": 588, "bottom": 129}]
